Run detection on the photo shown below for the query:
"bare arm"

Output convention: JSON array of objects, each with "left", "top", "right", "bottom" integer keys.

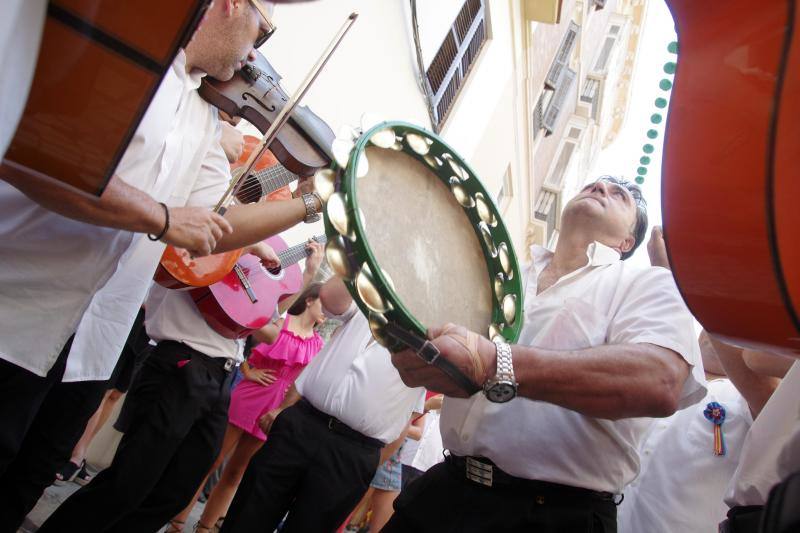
[
  {"left": 406, "top": 413, "right": 425, "bottom": 441},
  {"left": 511, "top": 342, "right": 690, "bottom": 419},
  {"left": 379, "top": 422, "right": 411, "bottom": 465},
  {"left": 392, "top": 324, "right": 691, "bottom": 420},
  {"left": 2, "top": 162, "right": 232, "bottom": 256},
  {"left": 742, "top": 349, "right": 794, "bottom": 379},
  {"left": 257, "top": 383, "right": 302, "bottom": 435},
  {"left": 213, "top": 197, "right": 317, "bottom": 253},
  {"left": 2, "top": 164, "right": 165, "bottom": 233},
  {"left": 708, "top": 335, "right": 780, "bottom": 418},
  {"left": 319, "top": 276, "right": 352, "bottom": 316}
]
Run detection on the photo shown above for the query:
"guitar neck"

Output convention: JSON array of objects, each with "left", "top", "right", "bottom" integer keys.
[
  {"left": 254, "top": 164, "right": 299, "bottom": 195},
  {"left": 278, "top": 235, "right": 328, "bottom": 267}
]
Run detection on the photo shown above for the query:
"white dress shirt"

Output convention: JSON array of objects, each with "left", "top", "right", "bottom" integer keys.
[
  {"left": 411, "top": 410, "right": 445, "bottom": 472},
  {"left": 144, "top": 286, "right": 244, "bottom": 362},
  {"left": 295, "top": 303, "right": 426, "bottom": 444},
  {"left": 725, "top": 361, "right": 800, "bottom": 507},
  {"left": 440, "top": 243, "right": 706, "bottom": 493},
  {"left": 618, "top": 379, "right": 752, "bottom": 533},
  {"left": 0, "top": 0, "right": 46, "bottom": 158},
  {"left": 0, "top": 50, "right": 227, "bottom": 378}
]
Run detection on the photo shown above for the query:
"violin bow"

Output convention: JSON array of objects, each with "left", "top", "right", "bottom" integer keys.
[{"left": 214, "top": 11, "right": 359, "bottom": 214}]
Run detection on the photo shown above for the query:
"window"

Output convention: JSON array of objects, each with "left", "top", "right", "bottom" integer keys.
[
  {"left": 579, "top": 77, "right": 600, "bottom": 120},
  {"left": 545, "top": 21, "right": 580, "bottom": 89},
  {"left": 497, "top": 165, "right": 513, "bottom": 213},
  {"left": 534, "top": 190, "right": 559, "bottom": 243},
  {"left": 542, "top": 68, "right": 576, "bottom": 134},
  {"left": 425, "top": 0, "right": 488, "bottom": 129},
  {"left": 543, "top": 126, "right": 582, "bottom": 191},
  {"left": 593, "top": 24, "right": 621, "bottom": 72}
]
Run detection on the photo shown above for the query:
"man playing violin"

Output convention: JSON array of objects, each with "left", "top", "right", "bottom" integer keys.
[
  {"left": 0, "top": 1, "right": 324, "bottom": 530},
  {"left": 387, "top": 176, "right": 707, "bottom": 533}
]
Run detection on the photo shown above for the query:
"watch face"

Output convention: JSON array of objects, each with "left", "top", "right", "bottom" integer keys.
[{"left": 487, "top": 382, "right": 516, "bottom": 403}]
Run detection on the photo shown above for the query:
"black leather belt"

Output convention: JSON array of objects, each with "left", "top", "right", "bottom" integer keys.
[
  {"left": 297, "top": 398, "right": 384, "bottom": 449},
  {"left": 446, "top": 454, "right": 617, "bottom": 503}
]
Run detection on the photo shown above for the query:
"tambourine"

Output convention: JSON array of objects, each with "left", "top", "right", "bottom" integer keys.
[{"left": 315, "top": 121, "right": 523, "bottom": 394}]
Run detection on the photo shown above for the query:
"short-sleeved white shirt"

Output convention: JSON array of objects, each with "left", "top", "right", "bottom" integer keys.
[
  {"left": 0, "top": 50, "right": 226, "bottom": 377},
  {"left": 295, "top": 303, "right": 426, "bottom": 444},
  {"left": 725, "top": 361, "right": 800, "bottom": 507},
  {"left": 618, "top": 379, "right": 752, "bottom": 533},
  {"left": 440, "top": 243, "right": 706, "bottom": 493}
]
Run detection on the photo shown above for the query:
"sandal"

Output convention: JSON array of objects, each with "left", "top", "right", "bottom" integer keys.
[
  {"left": 53, "top": 460, "right": 82, "bottom": 486},
  {"left": 165, "top": 519, "right": 185, "bottom": 533},
  {"left": 75, "top": 461, "right": 93, "bottom": 485}
]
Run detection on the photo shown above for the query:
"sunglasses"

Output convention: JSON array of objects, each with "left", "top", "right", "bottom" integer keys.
[{"left": 249, "top": 0, "right": 276, "bottom": 48}]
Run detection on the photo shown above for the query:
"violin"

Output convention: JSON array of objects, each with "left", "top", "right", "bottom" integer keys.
[
  {"left": 663, "top": 0, "right": 799, "bottom": 356},
  {"left": 155, "top": 14, "right": 356, "bottom": 291},
  {"left": 199, "top": 51, "right": 335, "bottom": 174}
]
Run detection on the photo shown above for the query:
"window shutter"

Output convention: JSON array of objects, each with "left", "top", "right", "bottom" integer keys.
[
  {"left": 542, "top": 68, "right": 576, "bottom": 134},
  {"left": 545, "top": 21, "right": 579, "bottom": 89}
]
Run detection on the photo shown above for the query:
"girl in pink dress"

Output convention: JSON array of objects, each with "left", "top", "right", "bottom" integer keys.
[{"left": 169, "top": 282, "right": 325, "bottom": 533}]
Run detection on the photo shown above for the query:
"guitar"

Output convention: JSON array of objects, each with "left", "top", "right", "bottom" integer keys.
[
  {"left": 191, "top": 235, "right": 327, "bottom": 339},
  {"left": 152, "top": 142, "right": 300, "bottom": 290},
  {"left": 3, "top": 1, "right": 209, "bottom": 195},
  {"left": 663, "top": 0, "right": 799, "bottom": 356}
]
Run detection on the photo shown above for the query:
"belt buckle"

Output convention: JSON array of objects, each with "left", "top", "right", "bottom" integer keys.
[
  {"left": 223, "top": 359, "right": 235, "bottom": 372},
  {"left": 465, "top": 457, "right": 493, "bottom": 487}
]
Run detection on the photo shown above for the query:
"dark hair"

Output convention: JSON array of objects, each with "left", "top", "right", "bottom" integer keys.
[
  {"left": 286, "top": 282, "right": 323, "bottom": 316},
  {"left": 597, "top": 175, "right": 648, "bottom": 260}
]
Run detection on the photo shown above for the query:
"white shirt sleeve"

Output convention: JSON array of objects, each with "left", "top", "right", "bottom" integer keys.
[
  {"left": 608, "top": 267, "right": 706, "bottom": 408},
  {"left": 185, "top": 125, "right": 232, "bottom": 208}
]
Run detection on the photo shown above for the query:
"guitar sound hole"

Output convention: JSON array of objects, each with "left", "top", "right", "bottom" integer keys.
[{"left": 268, "top": 265, "right": 282, "bottom": 276}]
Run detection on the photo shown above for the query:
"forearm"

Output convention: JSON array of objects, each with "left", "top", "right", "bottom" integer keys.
[
  {"left": 2, "top": 163, "right": 164, "bottom": 233},
  {"left": 280, "top": 384, "right": 301, "bottom": 410},
  {"left": 379, "top": 425, "right": 409, "bottom": 465},
  {"left": 709, "top": 337, "right": 779, "bottom": 418},
  {"left": 213, "top": 199, "right": 307, "bottom": 253},
  {"left": 512, "top": 343, "right": 689, "bottom": 419}
]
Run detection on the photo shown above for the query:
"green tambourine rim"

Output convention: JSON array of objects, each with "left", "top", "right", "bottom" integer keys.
[{"left": 323, "top": 121, "right": 523, "bottom": 349}]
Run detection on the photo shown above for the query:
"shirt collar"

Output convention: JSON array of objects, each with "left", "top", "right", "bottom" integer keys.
[
  {"left": 173, "top": 49, "right": 206, "bottom": 91},
  {"left": 529, "top": 241, "right": 620, "bottom": 273}
]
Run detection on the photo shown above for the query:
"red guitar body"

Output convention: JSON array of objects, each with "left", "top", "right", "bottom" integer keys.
[
  {"left": 191, "top": 235, "right": 303, "bottom": 339},
  {"left": 663, "top": 0, "right": 800, "bottom": 355}
]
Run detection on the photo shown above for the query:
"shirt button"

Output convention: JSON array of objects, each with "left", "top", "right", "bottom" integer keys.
[
  {"left": 461, "top": 434, "right": 470, "bottom": 442},
  {"left": 644, "top": 450, "right": 651, "bottom": 455}
]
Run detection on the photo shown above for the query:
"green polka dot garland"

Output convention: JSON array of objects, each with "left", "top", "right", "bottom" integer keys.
[{"left": 634, "top": 41, "right": 676, "bottom": 185}]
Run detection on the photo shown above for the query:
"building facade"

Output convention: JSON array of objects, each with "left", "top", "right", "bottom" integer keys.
[{"left": 255, "top": 0, "right": 646, "bottom": 261}]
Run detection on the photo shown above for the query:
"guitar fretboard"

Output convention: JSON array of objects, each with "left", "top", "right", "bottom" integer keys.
[
  {"left": 236, "top": 164, "right": 299, "bottom": 203},
  {"left": 277, "top": 235, "right": 327, "bottom": 267}
]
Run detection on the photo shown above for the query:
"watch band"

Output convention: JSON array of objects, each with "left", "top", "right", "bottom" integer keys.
[
  {"left": 493, "top": 339, "right": 515, "bottom": 383},
  {"left": 302, "top": 192, "right": 321, "bottom": 223}
]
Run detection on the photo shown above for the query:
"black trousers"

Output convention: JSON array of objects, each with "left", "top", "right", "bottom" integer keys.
[
  {"left": 0, "top": 337, "right": 108, "bottom": 533},
  {"left": 38, "top": 341, "right": 233, "bottom": 533},
  {"left": 383, "top": 459, "right": 618, "bottom": 533},
  {"left": 221, "top": 400, "right": 382, "bottom": 533}
]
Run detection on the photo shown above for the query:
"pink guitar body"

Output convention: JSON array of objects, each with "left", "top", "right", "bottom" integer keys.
[{"left": 191, "top": 235, "right": 302, "bottom": 339}]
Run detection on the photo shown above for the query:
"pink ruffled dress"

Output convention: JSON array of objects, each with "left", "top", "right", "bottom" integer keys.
[{"left": 228, "top": 316, "right": 323, "bottom": 440}]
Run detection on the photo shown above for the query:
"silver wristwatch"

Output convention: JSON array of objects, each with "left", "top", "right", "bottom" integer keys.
[
  {"left": 483, "top": 339, "right": 518, "bottom": 403},
  {"left": 302, "top": 192, "right": 322, "bottom": 224}
]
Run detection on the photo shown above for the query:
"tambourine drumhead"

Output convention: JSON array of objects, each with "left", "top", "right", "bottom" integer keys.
[
  {"left": 320, "top": 121, "right": 523, "bottom": 349},
  {"left": 356, "top": 146, "right": 493, "bottom": 334}
]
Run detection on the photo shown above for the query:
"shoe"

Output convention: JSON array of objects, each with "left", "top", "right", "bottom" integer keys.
[
  {"left": 75, "top": 460, "right": 92, "bottom": 485},
  {"left": 53, "top": 460, "right": 82, "bottom": 486}
]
